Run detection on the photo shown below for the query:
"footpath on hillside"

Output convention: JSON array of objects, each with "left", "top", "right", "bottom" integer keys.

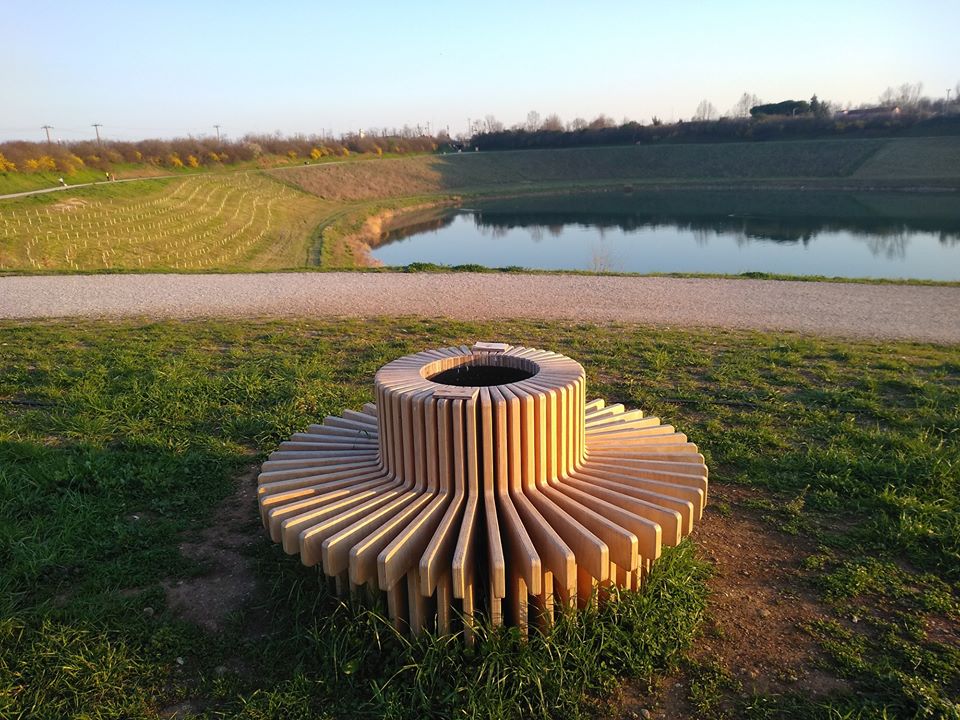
[{"left": 1, "top": 273, "right": 958, "bottom": 344}]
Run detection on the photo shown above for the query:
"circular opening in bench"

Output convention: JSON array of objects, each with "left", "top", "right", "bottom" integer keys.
[{"left": 428, "top": 363, "right": 536, "bottom": 387}]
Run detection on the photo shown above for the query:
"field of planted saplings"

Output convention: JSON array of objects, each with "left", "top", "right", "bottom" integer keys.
[{"left": 0, "top": 173, "right": 325, "bottom": 272}]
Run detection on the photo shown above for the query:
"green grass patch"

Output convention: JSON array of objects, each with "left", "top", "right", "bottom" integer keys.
[
  {"left": 0, "top": 168, "right": 112, "bottom": 195},
  {"left": 0, "top": 319, "right": 958, "bottom": 718}
]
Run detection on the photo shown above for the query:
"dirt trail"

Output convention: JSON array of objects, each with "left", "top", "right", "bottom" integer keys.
[{"left": 1, "top": 272, "right": 958, "bottom": 343}]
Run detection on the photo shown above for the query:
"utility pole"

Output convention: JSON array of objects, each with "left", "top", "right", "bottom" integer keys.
[
  {"left": 92, "top": 123, "right": 103, "bottom": 146},
  {"left": 41, "top": 125, "right": 53, "bottom": 144},
  {"left": 948, "top": 88, "right": 953, "bottom": 103},
  {"left": 213, "top": 124, "right": 221, "bottom": 142}
]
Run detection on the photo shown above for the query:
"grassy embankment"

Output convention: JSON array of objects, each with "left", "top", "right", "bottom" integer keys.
[
  {"left": 0, "top": 152, "right": 414, "bottom": 197},
  {"left": 1, "top": 136, "right": 959, "bottom": 274},
  {"left": 0, "top": 167, "right": 119, "bottom": 195},
  {"left": 0, "top": 173, "right": 330, "bottom": 272},
  {"left": 0, "top": 161, "right": 242, "bottom": 196},
  {"left": 1, "top": 318, "right": 957, "bottom": 719}
]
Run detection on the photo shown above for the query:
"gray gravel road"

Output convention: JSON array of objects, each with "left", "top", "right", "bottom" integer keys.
[{"left": 1, "top": 273, "right": 958, "bottom": 343}]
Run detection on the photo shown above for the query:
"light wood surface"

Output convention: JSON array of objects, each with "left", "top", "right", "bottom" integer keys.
[{"left": 257, "top": 344, "right": 708, "bottom": 638}]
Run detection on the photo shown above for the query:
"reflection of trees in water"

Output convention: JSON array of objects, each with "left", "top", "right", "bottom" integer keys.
[
  {"left": 376, "top": 211, "right": 456, "bottom": 246},
  {"left": 475, "top": 222, "right": 509, "bottom": 239},
  {"left": 863, "top": 231, "right": 909, "bottom": 260},
  {"left": 378, "top": 203, "right": 960, "bottom": 264},
  {"left": 692, "top": 228, "right": 713, "bottom": 246},
  {"left": 469, "top": 209, "right": 960, "bottom": 248},
  {"left": 466, "top": 210, "right": 960, "bottom": 261}
]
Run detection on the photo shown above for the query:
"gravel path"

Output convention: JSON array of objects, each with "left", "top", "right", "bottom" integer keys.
[{"left": 1, "top": 273, "right": 958, "bottom": 343}]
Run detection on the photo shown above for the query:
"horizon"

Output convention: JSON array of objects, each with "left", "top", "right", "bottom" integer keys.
[{"left": 4, "top": 0, "right": 959, "bottom": 143}]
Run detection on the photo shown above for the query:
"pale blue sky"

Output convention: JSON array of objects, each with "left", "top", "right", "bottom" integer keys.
[{"left": 4, "top": 0, "right": 957, "bottom": 142}]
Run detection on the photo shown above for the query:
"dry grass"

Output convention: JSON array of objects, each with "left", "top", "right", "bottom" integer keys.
[{"left": 273, "top": 138, "right": 913, "bottom": 202}]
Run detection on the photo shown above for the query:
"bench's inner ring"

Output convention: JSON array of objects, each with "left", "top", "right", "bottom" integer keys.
[{"left": 420, "top": 353, "right": 541, "bottom": 387}]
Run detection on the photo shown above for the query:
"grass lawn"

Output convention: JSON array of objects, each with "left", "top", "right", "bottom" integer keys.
[{"left": 0, "top": 319, "right": 958, "bottom": 719}]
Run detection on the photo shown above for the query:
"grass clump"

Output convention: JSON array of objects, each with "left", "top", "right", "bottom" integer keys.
[
  {"left": 233, "top": 543, "right": 707, "bottom": 720},
  {"left": 0, "top": 618, "right": 162, "bottom": 720}
]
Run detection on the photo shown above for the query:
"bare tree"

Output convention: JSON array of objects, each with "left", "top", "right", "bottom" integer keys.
[
  {"left": 693, "top": 100, "right": 718, "bottom": 121},
  {"left": 879, "top": 82, "right": 923, "bottom": 108},
  {"left": 525, "top": 110, "right": 541, "bottom": 132},
  {"left": 587, "top": 114, "right": 615, "bottom": 130},
  {"left": 568, "top": 117, "right": 588, "bottom": 131},
  {"left": 482, "top": 115, "right": 504, "bottom": 133},
  {"left": 898, "top": 82, "right": 924, "bottom": 107},
  {"left": 730, "top": 92, "right": 761, "bottom": 118},
  {"left": 541, "top": 113, "right": 564, "bottom": 131}
]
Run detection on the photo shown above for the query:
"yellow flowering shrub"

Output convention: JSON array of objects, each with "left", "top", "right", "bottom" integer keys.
[
  {"left": 56, "top": 154, "right": 85, "bottom": 173},
  {"left": 24, "top": 156, "right": 57, "bottom": 172}
]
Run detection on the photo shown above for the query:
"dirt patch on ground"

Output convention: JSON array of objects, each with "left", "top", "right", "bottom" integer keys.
[
  {"left": 619, "top": 483, "right": 849, "bottom": 718},
  {"left": 687, "top": 485, "right": 847, "bottom": 694},
  {"left": 162, "top": 466, "right": 261, "bottom": 631}
]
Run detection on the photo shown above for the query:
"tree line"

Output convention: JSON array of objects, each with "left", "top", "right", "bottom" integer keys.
[
  {"left": 468, "top": 84, "right": 960, "bottom": 151},
  {"left": 0, "top": 132, "right": 445, "bottom": 176},
  {"left": 468, "top": 111, "right": 960, "bottom": 152},
  {"left": 4, "top": 82, "right": 958, "bottom": 175}
]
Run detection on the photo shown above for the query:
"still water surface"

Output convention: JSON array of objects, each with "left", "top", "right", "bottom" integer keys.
[{"left": 372, "top": 190, "right": 960, "bottom": 280}]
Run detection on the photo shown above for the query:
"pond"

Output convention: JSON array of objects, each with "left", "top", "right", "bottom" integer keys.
[{"left": 371, "top": 190, "right": 960, "bottom": 280}]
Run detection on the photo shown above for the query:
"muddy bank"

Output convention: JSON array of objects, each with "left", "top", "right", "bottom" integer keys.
[{"left": 341, "top": 200, "right": 460, "bottom": 266}]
